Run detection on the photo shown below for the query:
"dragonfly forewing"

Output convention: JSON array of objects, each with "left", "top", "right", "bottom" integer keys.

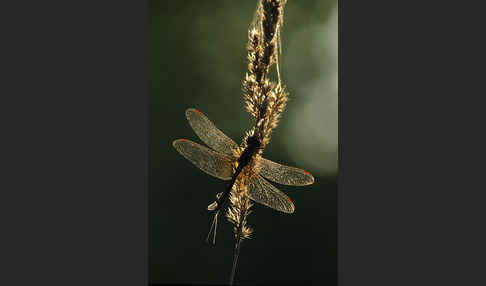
[
  {"left": 185, "top": 108, "right": 239, "bottom": 155},
  {"left": 248, "top": 175, "right": 295, "bottom": 214},
  {"left": 259, "top": 158, "right": 315, "bottom": 186},
  {"left": 173, "top": 139, "right": 235, "bottom": 180}
]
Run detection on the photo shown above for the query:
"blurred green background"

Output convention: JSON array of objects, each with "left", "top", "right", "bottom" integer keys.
[{"left": 149, "top": 0, "right": 337, "bottom": 284}]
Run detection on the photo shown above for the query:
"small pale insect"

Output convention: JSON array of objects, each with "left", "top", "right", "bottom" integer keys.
[{"left": 172, "top": 108, "right": 314, "bottom": 242}]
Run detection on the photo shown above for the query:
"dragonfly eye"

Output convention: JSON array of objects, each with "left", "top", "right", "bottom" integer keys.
[{"left": 246, "top": 135, "right": 261, "bottom": 148}]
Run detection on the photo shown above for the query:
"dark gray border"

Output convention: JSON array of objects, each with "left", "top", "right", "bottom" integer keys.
[
  {"left": 1, "top": 0, "right": 147, "bottom": 285},
  {"left": 338, "top": 1, "right": 486, "bottom": 285}
]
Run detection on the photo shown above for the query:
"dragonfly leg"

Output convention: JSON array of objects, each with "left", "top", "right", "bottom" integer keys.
[
  {"left": 207, "top": 201, "right": 218, "bottom": 211},
  {"left": 206, "top": 209, "right": 220, "bottom": 245}
]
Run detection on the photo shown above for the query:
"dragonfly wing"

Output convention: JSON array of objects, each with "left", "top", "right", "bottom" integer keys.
[
  {"left": 185, "top": 108, "right": 239, "bottom": 155},
  {"left": 248, "top": 175, "right": 295, "bottom": 213},
  {"left": 259, "top": 158, "right": 315, "bottom": 186},
  {"left": 173, "top": 139, "right": 234, "bottom": 180}
]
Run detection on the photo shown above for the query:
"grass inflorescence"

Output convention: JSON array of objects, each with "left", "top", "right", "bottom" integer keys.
[{"left": 227, "top": 0, "right": 288, "bottom": 284}]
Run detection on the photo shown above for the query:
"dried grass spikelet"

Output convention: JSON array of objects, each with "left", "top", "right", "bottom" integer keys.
[
  {"left": 242, "top": 0, "right": 288, "bottom": 150},
  {"left": 226, "top": 181, "right": 253, "bottom": 240},
  {"left": 226, "top": 168, "right": 254, "bottom": 285}
]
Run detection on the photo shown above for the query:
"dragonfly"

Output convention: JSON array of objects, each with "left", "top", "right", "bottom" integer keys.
[{"left": 172, "top": 108, "right": 314, "bottom": 243}]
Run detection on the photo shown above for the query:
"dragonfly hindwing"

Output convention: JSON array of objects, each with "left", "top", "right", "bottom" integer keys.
[
  {"left": 173, "top": 139, "right": 234, "bottom": 180},
  {"left": 248, "top": 175, "right": 295, "bottom": 213}
]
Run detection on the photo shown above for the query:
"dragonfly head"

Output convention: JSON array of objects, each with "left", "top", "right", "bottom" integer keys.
[{"left": 246, "top": 135, "right": 261, "bottom": 149}]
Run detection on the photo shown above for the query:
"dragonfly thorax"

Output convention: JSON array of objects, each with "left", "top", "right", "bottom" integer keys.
[
  {"left": 246, "top": 135, "right": 261, "bottom": 149},
  {"left": 237, "top": 135, "right": 261, "bottom": 169}
]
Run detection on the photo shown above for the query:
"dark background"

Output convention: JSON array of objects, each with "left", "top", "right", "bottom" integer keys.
[{"left": 149, "top": 0, "right": 338, "bottom": 284}]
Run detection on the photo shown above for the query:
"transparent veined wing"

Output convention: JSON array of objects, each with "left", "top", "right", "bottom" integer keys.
[
  {"left": 185, "top": 108, "right": 239, "bottom": 155},
  {"left": 259, "top": 158, "right": 314, "bottom": 186},
  {"left": 173, "top": 139, "right": 234, "bottom": 180},
  {"left": 248, "top": 175, "right": 295, "bottom": 213}
]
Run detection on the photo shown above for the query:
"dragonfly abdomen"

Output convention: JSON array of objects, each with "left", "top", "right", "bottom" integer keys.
[{"left": 210, "top": 135, "right": 262, "bottom": 212}]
